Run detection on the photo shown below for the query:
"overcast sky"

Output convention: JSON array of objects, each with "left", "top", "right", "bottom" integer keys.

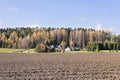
[{"left": 0, "top": 0, "right": 120, "bottom": 34}]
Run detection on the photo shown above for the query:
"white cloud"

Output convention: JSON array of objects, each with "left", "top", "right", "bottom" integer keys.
[
  {"left": 95, "top": 23, "right": 103, "bottom": 30},
  {"left": 0, "top": 20, "right": 6, "bottom": 28},
  {"left": 25, "top": 24, "right": 40, "bottom": 28},
  {"left": 107, "top": 27, "right": 118, "bottom": 35},
  {"left": 8, "top": 6, "right": 19, "bottom": 12},
  {"left": 94, "top": 23, "right": 118, "bottom": 35},
  {"left": 0, "top": 20, "right": 4, "bottom": 27},
  {"left": 0, "top": 21, "right": 3, "bottom": 25}
]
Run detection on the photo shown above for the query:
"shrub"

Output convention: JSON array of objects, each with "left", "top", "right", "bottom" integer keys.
[
  {"left": 35, "top": 44, "right": 40, "bottom": 53},
  {"left": 60, "top": 41, "right": 67, "bottom": 53},
  {"left": 50, "top": 48, "right": 55, "bottom": 52},
  {"left": 35, "top": 43, "right": 47, "bottom": 53}
]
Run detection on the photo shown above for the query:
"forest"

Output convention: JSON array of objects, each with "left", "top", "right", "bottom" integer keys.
[{"left": 0, "top": 27, "right": 120, "bottom": 52}]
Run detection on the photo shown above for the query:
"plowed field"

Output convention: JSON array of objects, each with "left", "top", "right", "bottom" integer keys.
[{"left": 0, "top": 52, "right": 120, "bottom": 80}]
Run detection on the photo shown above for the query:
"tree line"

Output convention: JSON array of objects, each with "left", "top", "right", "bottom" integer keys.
[{"left": 0, "top": 27, "right": 119, "bottom": 52}]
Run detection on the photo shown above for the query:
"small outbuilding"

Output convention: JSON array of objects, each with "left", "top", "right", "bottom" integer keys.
[{"left": 65, "top": 47, "right": 71, "bottom": 51}]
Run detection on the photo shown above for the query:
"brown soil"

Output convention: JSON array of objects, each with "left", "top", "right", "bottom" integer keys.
[{"left": 0, "top": 52, "right": 120, "bottom": 80}]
